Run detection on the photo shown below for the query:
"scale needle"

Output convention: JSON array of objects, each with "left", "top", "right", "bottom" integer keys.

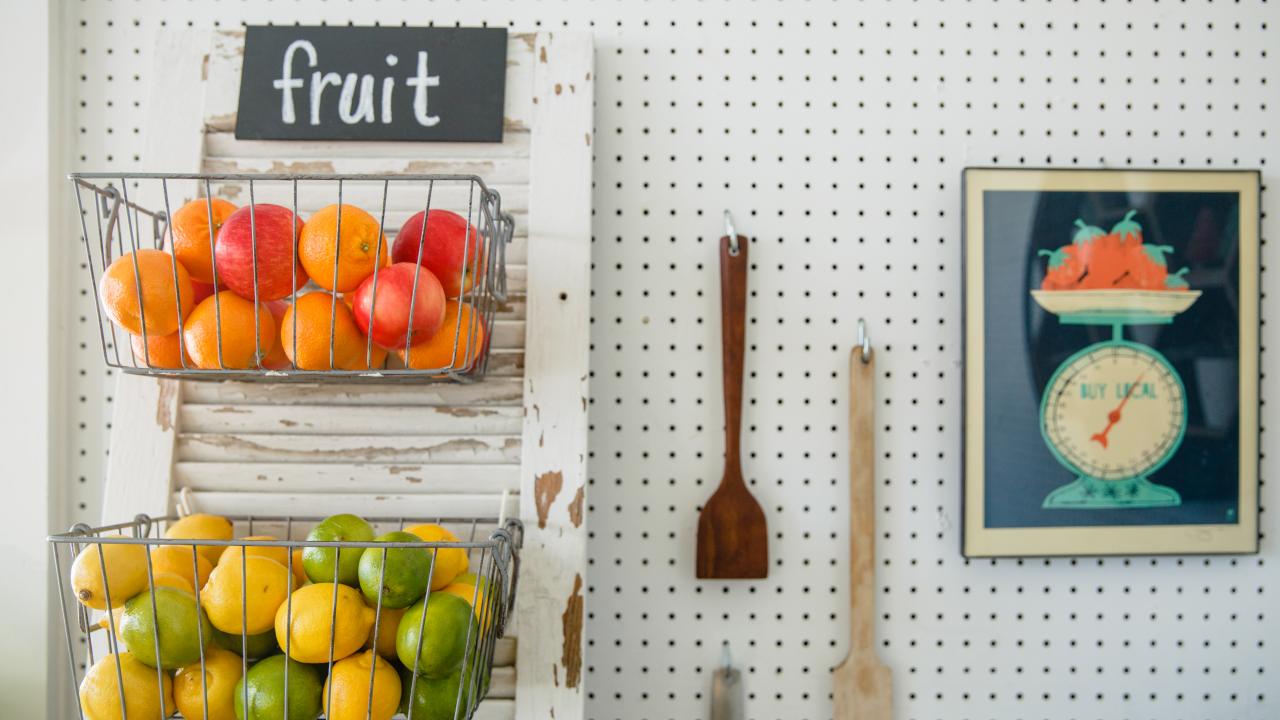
[{"left": 1089, "top": 373, "right": 1146, "bottom": 449}]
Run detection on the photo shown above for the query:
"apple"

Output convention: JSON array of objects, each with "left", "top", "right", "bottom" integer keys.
[
  {"left": 351, "top": 262, "right": 446, "bottom": 350},
  {"left": 214, "top": 204, "right": 306, "bottom": 301},
  {"left": 391, "top": 209, "right": 485, "bottom": 298},
  {"left": 190, "top": 280, "right": 217, "bottom": 306}
]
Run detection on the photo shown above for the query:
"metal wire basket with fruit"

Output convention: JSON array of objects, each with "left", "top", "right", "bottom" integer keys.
[
  {"left": 49, "top": 512, "right": 521, "bottom": 720},
  {"left": 71, "top": 172, "right": 512, "bottom": 382}
]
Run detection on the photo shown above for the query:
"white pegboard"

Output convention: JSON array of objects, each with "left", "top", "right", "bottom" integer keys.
[{"left": 63, "top": 2, "right": 1276, "bottom": 719}]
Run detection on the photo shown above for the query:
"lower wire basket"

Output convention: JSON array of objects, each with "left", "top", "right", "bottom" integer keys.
[{"left": 49, "top": 513, "right": 521, "bottom": 720}]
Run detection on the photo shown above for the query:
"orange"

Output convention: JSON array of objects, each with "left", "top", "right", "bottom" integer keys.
[
  {"left": 298, "top": 204, "right": 389, "bottom": 292},
  {"left": 261, "top": 301, "right": 291, "bottom": 370},
  {"left": 130, "top": 331, "right": 190, "bottom": 369},
  {"left": 279, "top": 292, "right": 387, "bottom": 371},
  {"left": 170, "top": 197, "right": 237, "bottom": 284},
  {"left": 183, "top": 291, "right": 278, "bottom": 370},
  {"left": 400, "top": 301, "right": 487, "bottom": 371},
  {"left": 99, "top": 249, "right": 195, "bottom": 336}
]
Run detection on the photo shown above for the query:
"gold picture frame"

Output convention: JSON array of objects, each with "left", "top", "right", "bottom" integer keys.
[{"left": 962, "top": 168, "right": 1259, "bottom": 557}]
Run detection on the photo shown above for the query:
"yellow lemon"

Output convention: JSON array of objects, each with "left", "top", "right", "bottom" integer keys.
[
  {"left": 364, "top": 604, "right": 407, "bottom": 659},
  {"left": 323, "top": 650, "right": 401, "bottom": 720},
  {"left": 78, "top": 652, "right": 175, "bottom": 720},
  {"left": 71, "top": 536, "right": 148, "bottom": 611},
  {"left": 442, "top": 581, "right": 494, "bottom": 633},
  {"left": 404, "top": 524, "right": 468, "bottom": 590},
  {"left": 275, "top": 583, "right": 375, "bottom": 664},
  {"left": 151, "top": 571, "right": 195, "bottom": 594},
  {"left": 220, "top": 536, "right": 289, "bottom": 569},
  {"left": 150, "top": 544, "right": 213, "bottom": 590},
  {"left": 201, "top": 554, "right": 293, "bottom": 635},
  {"left": 165, "top": 513, "right": 234, "bottom": 565},
  {"left": 290, "top": 548, "right": 308, "bottom": 587},
  {"left": 174, "top": 646, "right": 243, "bottom": 720}
]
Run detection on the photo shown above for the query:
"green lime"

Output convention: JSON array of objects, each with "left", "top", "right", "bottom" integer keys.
[
  {"left": 212, "top": 626, "right": 280, "bottom": 660},
  {"left": 120, "top": 586, "right": 215, "bottom": 670},
  {"left": 396, "top": 592, "right": 478, "bottom": 678},
  {"left": 358, "top": 531, "right": 432, "bottom": 609},
  {"left": 399, "top": 664, "right": 476, "bottom": 720},
  {"left": 302, "top": 514, "right": 374, "bottom": 586},
  {"left": 233, "top": 655, "right": 323, "bottom": 720}
]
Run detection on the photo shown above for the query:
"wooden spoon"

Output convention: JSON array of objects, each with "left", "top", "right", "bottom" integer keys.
[
  {"left": 696, "top": 230, "right": 768, "bottom": 579},
  {"left": 832, "top": 337, "right": 893, "bottom": 719}
]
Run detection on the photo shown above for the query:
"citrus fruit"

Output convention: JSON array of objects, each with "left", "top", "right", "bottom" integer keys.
[
  {"left": 211, "top": 627, "right": 279, "bottom": 660},
  {"left": 396, "top": 592, "right": 477, "bottom": 678},
  {"left": 364, "top": 604, "right": 407, "bottom": 659},
  {"left": 100, "top": 249, "right": 196, "bottom": 336},
  {"left": 302, "top": 514, "right": 375, "bottom": 586},
  {"left": 351, "top": 262, "right": 446, "bottom": 350},
  {"left": 323, "top": 650, "right": 401, "bottom": 720},
  {"left": 201, "top": 553, "right": 294, "bottom": 635},
  {"left": 79, "top": 652, "right": 175, "bottom": 720},
  {"left": 184, "top": 291, "right": 278, "bottom": 370},
  {"left": 214, "top": 204, "right": 307, "bottom": 301},
  {"left": 151, "top": 571, "right": 196, "bottom": 594},
  {"left": 95, "top": 606, "right": 127, "bottom": 638},
  {"left": 404, "top": 524, "right": 469, "bottom": 590},
  {"left": 442, "top": 581, "right": 494, "bottom": 633},
  {"left": 299, "top": 203, "right": 389, "bottom": 292},
  {"left": 174, "top": 646, "right": 244, "bottom": 720},
  {"left": 392, "top": 209, "right": 485, "bottom": 298},
  {"left": 119, "top": 585, "right": 216, "bottom": 670},
  {"left": 278, "top": 292, "right": 387, "bottom": 371},
  {"left": 290, "top": 549, "right": 307, "bottom": 586},
  {"left": 274, "top": 582, "right": 376, "bottom": 664},
  {"left": 150, "top": 544, "right": 214, "bottom": 589},
  {"left": 166, "top": 513, "right": 235, "bottom": 565},
  {"left": 71, "top": 536, "right": 148, "bottom": 611},
  {"left": 233, "top": 655, "right": 323, "bottom": 720},
  {"left": 130, "top": 331, "right": 191, "bottom": 369},
  {"left": 357, "top": 531, "right": 432, "bottom": 609},
  {"left": 223, "top": 536, "right": 289, "bottom": 569},
  {"left": 261, "top": 301, "right": 292, "bottom": 370},
  {"left": 399, "top": 301, "right": 487, "bottom": 372},
  {"left": 171, "top": 197, "right": 237, "bottom": 284},
  {"left": 399, "top": 664, "right": 475, "bottom": 720}
]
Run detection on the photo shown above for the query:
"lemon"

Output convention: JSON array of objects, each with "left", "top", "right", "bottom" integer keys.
[
  {"left": 166, "top": 513, "right": 234, "bottom": 565},
  {"left": 71, "top": 535, "right": 148, "bottom": 611},
  {"left": 275, "top": 582, "right": 376, "bottom": 664},
  {"left": 364, "top": 605, "right": 407, "bottom": 659},
  {"left": 290, "top": 548, "right": 307, "bottom": 587},
  {"left": 404, "top": 524, "right": 469, "bottom": 590},
  {"left": 119, "top": 585, "right": 216, "bottom": 670},
  {"left": 358, "top": 531, "right": 432, "bottom": 609},
  {"left": 302, "top": 514, "right": 374, "bottom": 586},
  {"left": 399, "top": 664, "right": 475, "bottom": 720},
  {"left": 396, "top": 592, "right": 477, "bottom": 678},
  {"left": 323, "top": 650, "right": 401, "bottom": 720},
  {"left": 79, "top": 652, "right": 175, "bottom": 720},
  {"left": 212, "top": 627, "right": 279, "bottom": 660},
  {"left": 201, "top": 554, "right": 293, "bottom": 635},
  {"left": 151, "top": 544, "right": 214, "bottom": 589},
  {"left": 234, "top": 655, "right": 323, "bottom": 720},
  {"left": 442, "top": 581, "right": 494, "bottom": 633},
  {"left": 174, "top": 646, "right": 244, "bottom": 720},
  {"left": 222, "top": 536, "right": 289, "bottom": 569}
]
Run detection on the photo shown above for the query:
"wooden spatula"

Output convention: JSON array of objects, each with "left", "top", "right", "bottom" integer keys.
[
  {"left": 833, "top": 333, "right": 893, "bottom": 719},
  {"left": 696, "top": 226, "right": 768, "bottom": 579}
]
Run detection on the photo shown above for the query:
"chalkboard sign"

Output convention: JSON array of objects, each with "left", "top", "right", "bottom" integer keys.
[{"left": 234, "top": 26, "right": 507, "bottom": 143}]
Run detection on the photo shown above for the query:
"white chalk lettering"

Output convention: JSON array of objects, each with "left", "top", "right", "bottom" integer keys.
[
  {"left": 273, "top": 40, "right": 317, "bottom": 124},
  {"left": 309, "top": 71, "right": 342, "bottom": 125},
  {"left": 338, "top": 73, "right": 376, "bottom": 124},
  {"left": 406, "top": 51, "right": 441, "bottom": 127}
]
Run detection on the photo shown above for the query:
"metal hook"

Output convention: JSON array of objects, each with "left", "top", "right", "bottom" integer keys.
[
  {"left": 724, "top": 210, "right": 740, "bottom": 255},
  {"left": 856, "top": 318, "right": 871, "bottom": 363},
  {"left": 720, "top": 640, "right": 732, "bottom": 670}
]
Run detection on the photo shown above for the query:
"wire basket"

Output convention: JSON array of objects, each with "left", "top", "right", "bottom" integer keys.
[
  {"left": 50, "top": 513, "right": 521, "bottom": 720},
  {"left": 71, "top": 172, "right": 513, "bottom": 382}
]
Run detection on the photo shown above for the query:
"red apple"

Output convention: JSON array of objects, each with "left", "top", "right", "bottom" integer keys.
[
  {"left": 189, "top": 280, "right": 217, "bottom": 306},
  {"left": 351, "top": 262, "right": 446, "bottom": 350},
  {"left": 214, "top": 204, "right": 306, "bottom": 301},
  {"left": 391, "top": 209, "right": 485, "bottom": 298}
]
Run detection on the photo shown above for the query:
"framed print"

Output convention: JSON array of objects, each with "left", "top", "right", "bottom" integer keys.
[{"left": 962, "top": 168, "right": 1259, "bottom": 557}]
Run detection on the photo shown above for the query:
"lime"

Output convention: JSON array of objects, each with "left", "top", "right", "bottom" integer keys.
[
  {"left": 212, "top": 626, "right": 280, "bottom": 660},
  {"left": 302, "top": 514, "right": 374, "bottom": 586},
  {"left": 398, "top": 664, "right": 474, "bottom": 720},
  {"left": 233, "top": 655, "right": 323, "bottom": 720},
  {"left": 396, "top": 592, "right": 478, "bottom": 678},
  {"left": 119, "top": 586, "right": 216, "bottom": 670},
  {"left": 358, "top": 531, "right": 432, "bottom": 609}
]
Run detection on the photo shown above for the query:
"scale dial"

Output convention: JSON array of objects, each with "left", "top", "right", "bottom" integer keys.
[{"left": 1041, "top": 342, "right": 1186, "bottom": 481}]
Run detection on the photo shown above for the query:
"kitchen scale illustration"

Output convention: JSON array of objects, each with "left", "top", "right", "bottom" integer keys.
[{"left": 1031, "top": 212, "right": 1201, "bottom": 509}]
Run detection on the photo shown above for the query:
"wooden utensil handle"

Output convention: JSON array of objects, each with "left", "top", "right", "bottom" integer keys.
[
  {"left": 720, "top": 234, "right": 748, "bottom": 474},
  {"left": 849, "top": 346, "right": 876, "bottom": 652}
]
